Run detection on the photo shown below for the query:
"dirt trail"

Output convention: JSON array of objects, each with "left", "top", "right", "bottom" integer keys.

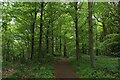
[{"left": 54, "top": 58, "right": 80, "bottom": 79}]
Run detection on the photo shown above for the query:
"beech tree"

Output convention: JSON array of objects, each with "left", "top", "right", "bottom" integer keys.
[{"left": 88, "top": 1, "right": 95, "bottom": 67}]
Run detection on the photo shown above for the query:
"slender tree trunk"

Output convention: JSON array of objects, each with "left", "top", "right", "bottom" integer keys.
[
  {"left": 19, "top": 44, "right": 25, "bottom": 62},
  {"left": 39, "top": 2, "right": 44, "bottom": 59},
  {"left": 102, "top": 22, "right": 108, "bottom": 56},
  {"left": 55, "top": 37, "right": 58, "bottom": 54},
  {"left": 6, "top": 41, "right": 10, "bottom": 61},
  {"left": 102, "top": 22, "right": 107, "bottom": 38},
  {"left": 118, "top": 1, "right": 120, "bottom": 33},
  {"left": 60, "top": 26, "right": 62, "bottom": 55},
  {"left": 51, "top": 24, "right": 54, "bottom": 55},
  {"left": 22, "top": 49, "right": 24, "bottom": 60},
  {"left": 96, "top": 26, "right": 99, "bottom": 56},
  {"left": 88, "top": 1, "right": 95, "bottom": 67},
  {"left": 81, "top": 29, "right": 84, "bottom": 54},
  {"left": 74, "top": 2, "right": 80, "bottom": 61},
  {"left": 31, "top": 6, "right": 37, "bottom": 60},
  {"left": 46, "top": 24, "right": 49, "bottom": 54},
  {"left": 64, "top": 33, "right": 67, "bottom": 57},
  {"left": 117, "top": 2, "right": 120, "bottom": 79},
  {"left": 26, "top": 40, "right": 30, "bottom": 60}
]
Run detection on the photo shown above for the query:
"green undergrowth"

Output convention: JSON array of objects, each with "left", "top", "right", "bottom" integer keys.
[
  {"left": 2, "top": 55, "right": 55, "bottom": 78},
  {"left": 69, "top": 55, "right": 119, "bottom": 78}
]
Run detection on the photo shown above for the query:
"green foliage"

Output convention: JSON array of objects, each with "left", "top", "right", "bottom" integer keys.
[
  {"left": 69, "top": 55, "right": 118, "bottom": 78},
  {"left": 102, "top": 34, "right": 120, "bottom": 56},
  {"left": 2, "top": 60, "right": 55, "bottom": 78},
  {"left": 2, "top": 2, "right": 119, "bottom": 78}
]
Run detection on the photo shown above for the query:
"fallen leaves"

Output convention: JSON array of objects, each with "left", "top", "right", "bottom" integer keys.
[{"left": 2, "top": 67, "right": 16, "bottom": 77}]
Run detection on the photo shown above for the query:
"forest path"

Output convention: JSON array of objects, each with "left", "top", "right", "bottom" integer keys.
[{"left": 54, "top": 57, "right": 80, "bottom": 78}]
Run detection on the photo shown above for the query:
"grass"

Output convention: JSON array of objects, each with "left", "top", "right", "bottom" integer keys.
[
  {"left": 2, "top": 56, "right": 55, "bottom": 78},
  {"left": 2, "top": 54, "right": 119, "bottom": 79},
  {"left": 69, "top": 54, "right": 119, "bottom": 78}
]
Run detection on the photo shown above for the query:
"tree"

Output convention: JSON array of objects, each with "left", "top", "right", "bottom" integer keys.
[
  {"left": 46, "top": 20, "right": 50, "bottom": 54},
  {"left": 30, "top": 4, "right": 37, "bottom": 60},
  {"left": 59, "top": 25, "right": 62, "bottom": 55},
  {"left": 74, "top": 2, "right": 81, "bottom": 61},
  {"left": 64, "top": 32, "right": 67, "bottom": 57},
  {"left": 39, "top": 2, "right": 44, "bottom": 59},
  {"left": 118, "top": 1, "right": 120, "bottom": 33},
  {"left": 88, "top": 1, "right": 95, "bottom": 67}
]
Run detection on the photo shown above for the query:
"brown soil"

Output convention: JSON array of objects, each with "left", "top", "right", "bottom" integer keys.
[
  {"left": 54, "top": 58, "right": 80, "bottom": 79},
  {"left": 2, "top": 67, "right": 16, "bottom": 77}
]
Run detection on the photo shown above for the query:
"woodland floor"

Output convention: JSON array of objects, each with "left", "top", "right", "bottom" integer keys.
[
  {"left": 54, "top": 57, "right": 80, "bottom": 79},
  {"left": 2, "top": 56, "right": 118, "bottom": 78}
]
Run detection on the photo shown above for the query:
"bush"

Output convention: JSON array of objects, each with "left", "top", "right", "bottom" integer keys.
[{"left": 101, "top": 34, "right": 120, "bottom": 56}]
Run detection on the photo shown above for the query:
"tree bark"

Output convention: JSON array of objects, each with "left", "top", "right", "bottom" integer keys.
[
  {"left": 55, "top": 37, "right": 58, "bottom": 54},
  {"left": 88, "top": 1, "right": 95, "bottom": 67},
  {"left": 102, "top": 21, "right": 107, "bottom": 56},
  {"left": 39, "top": 2, "right": 44, "bottom": 59},
  {"left": 102, "top": 22, "right": 107, "bottom": 38},
  {"left": 60, "top": 26, "right": 62, "bottom": 55},
  {"left": 30, "top": 6, "right": 37, "bottom": 60},
  {"left": 74, "top": 2, "right": 80, "bottom": 61},
  {"left": 46, "top": 23, "right": 49, "bottom": 54},
  {"left": 96, "top": 26, "right": 99, "bottom": 56},
  {"left": 6, "top": 41, "right": 10, "bottom": 61},
  {"left": 64, "top": 32, "right": 67, "bottom": 57},
  {"left": 51, "top": 23, "right": 54, "bottom": 55},
  {"left": 118, "top": 1, "right": 120, "bottom": 33},
  {"left": 117, "top": 1, "right": 120, "bottom": 78}
]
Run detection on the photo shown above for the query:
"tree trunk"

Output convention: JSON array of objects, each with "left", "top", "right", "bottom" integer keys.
[
  {"left": 102, "top": 22, "right": 108, "bottom": 56},
  {"left": 88, "top": 1, "right": 95, "bottom": 67},
  {"left": 55, "top": 37, "right": 58, "bottom": 54},
  {"left": 102, "top": 22, "right": 107, "bottom": 38},
  {"left": 51, "top": 24, "right": 54, "bottom": 55},
  {"left": 46, "top": 24, "right": 49, "bottom": 54},
  {"left": 74, "top": 2, "right": 80, "bottom": 61},
  {"left": 39, "top": 2, "right": 44, "bottom": 59},
  {"left": 6, "top": 41, "right": 10, "bottom": 61},
  {"left": 60, "top": 26, "right": 62, "bottom": 55},
  {"left": 81, "top": 29, "right": 84, "bottom": 54},
  {"left": 96, "top": 26, "right": 99, "bottom": 56},
  {"left": 117, "top": 2, "right": 120, "bottom": 78},
  {"left": 64, "top": 33, "right": 67, "bottom": 57},
  {"left": 118, "top": 1, "right": 120, "bottom": 33},
  {"left": 30, "top": 6, "right": 37, "bottom": 60}
]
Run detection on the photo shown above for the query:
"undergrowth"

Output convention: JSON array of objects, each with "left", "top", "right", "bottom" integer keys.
[{"left": 69, "top": 55, "right": 119, "bottom": 78}]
